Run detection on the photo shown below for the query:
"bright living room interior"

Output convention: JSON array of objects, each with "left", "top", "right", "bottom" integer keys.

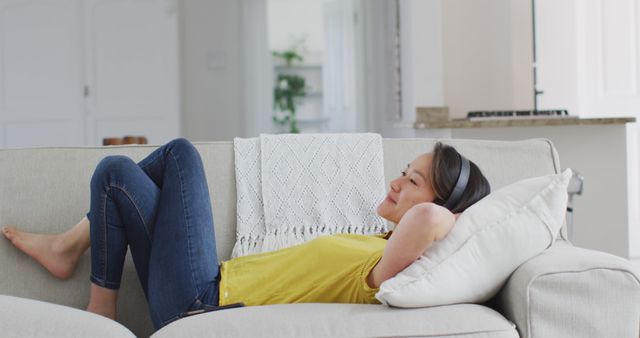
[{"left": 1, "top": 0, "right": 639, "bottom": 274}]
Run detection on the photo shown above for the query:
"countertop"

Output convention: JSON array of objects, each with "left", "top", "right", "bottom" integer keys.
[{"left": 413, "top": 117, "right": 636, "bottom": 129}]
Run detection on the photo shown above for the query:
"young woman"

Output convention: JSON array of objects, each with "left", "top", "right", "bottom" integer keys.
[{"left": 2, "top": 138, "right": 490, "bottom": 330}]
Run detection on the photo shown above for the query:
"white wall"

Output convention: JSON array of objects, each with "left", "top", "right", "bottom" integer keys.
[
  {"left": 403, "top": 0, "right": 444, "bottom": 111},
  {"left": 360, "top": 0, "right": 404, "bottom": 137},
  {"left": 241, "top": 0, "right": 274, "bottom": 138},
  {"left": 385, "top": 0, "right": 444, "bottom": 139},
  {"left": 535, "top": 0, "right": 579, "bottom": 114},
  {"left": 441, "top": 0, "right": 533, "bottom": 118},
  {"left": 179, "top": 0, "right": 245, "bottom": 142},
  {"left": 267, "top": 0, "right": 324, "bottom": 61},
  {"left": 398, "top": 0, "right": 533, "bottom": 121}
]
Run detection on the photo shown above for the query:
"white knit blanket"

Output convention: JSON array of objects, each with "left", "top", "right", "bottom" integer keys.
[{"left": 232, "top": 133, "right": 388, "bottom": 258}]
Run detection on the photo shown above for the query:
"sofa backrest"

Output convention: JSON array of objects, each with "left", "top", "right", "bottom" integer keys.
[{"left": 0, "top": 137, "right": 560, "bottom": 337}]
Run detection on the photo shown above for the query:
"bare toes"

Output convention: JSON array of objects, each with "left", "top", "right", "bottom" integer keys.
[
  {"left": 1, "top": 226, "right": 76, "bottom": 279},
  {"left": 2, "top": 226, "right": 17, "bottom": 240}
]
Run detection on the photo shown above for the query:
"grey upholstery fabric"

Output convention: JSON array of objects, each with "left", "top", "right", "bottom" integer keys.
[
  {"left": 0, "top": 295, "right": 135, "bottom": 337},
  {"left": 151, "top": 303, "right": 517, "bottom": 338},
  {"left": 497, "top": 240, "right": 640, "bottom": 338},
  {"left": 0, "top": 138, "right": 637, "bottom": 338},
  {"left": 0, "top": 143, "right": 239, "bottom": 337}
]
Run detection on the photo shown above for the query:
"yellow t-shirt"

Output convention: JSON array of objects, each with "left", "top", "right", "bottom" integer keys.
[{"left": 218, "top": 232, "right": 390, "bottom": 306}]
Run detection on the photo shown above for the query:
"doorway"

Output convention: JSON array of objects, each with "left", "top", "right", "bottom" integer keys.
[{"left": 241, "top": 0, "right": 401, "bottom": 136}]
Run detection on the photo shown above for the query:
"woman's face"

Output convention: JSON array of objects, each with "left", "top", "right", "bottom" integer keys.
[{"left": 377, "top": 153, "right": 437, "bottom": 224}]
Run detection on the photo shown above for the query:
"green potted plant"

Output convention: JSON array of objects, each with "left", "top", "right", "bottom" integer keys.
[
  {"left": 272, "top": 41, "right": 308, "bottom": 134},
  {"left": 272, "top": 50, "right": 303, "bottom": 67}
]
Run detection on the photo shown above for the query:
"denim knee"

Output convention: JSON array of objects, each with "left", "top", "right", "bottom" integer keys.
[
  {"left": 166, "top": 138, "right": 196, "bottom": 155},
  {"left": 91, "top": 155, "right": 137, "bottom": 188}
]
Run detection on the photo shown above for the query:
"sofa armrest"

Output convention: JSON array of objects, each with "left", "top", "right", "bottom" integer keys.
[{"left": 496, "top": 240, "right": 640, "bottom": 338}]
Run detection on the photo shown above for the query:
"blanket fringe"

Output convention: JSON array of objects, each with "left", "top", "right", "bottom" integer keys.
[
  {"left": 231, "top": 233, "right": 266, "bottom": 258},
  {"left": 231, "top": 223, "right": 389, "bottom": 258},
  {"left": 260, "top": 223, "right": 389, "bottom": 253}
]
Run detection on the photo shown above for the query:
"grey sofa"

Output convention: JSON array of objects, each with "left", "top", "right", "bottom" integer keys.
[{"left": 0, "top": 138, "right": 638, "bottom": 338}]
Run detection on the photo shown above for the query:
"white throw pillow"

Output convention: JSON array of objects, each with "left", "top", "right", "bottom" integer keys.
[{"left": 375, "top": 169, "right": 572, "bottom": 307}]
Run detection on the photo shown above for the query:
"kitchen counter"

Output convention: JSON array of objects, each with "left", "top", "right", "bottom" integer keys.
[{"left": 413, "top": 117, "right": 636, "bottom": 129}]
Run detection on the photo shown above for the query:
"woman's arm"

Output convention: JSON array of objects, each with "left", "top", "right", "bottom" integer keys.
[{"left": 367, "top": 203, "right": 456, "bottom": 288}]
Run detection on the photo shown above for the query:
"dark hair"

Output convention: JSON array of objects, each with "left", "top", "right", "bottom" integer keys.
[{"left": 430, "top": 142, "right": 491, "bottom": 213}]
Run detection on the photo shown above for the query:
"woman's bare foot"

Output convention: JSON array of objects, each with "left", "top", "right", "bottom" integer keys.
[{"left": 2, "top": 226, "right": 80, "bottom": 279}]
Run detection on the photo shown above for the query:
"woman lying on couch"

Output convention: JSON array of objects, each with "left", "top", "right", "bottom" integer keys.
[{"left": 2, "top": 138, "right": 490, "bottom": 330}]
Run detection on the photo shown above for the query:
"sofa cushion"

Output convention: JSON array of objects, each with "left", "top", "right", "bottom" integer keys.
[
  {"left": 0, "top": 295, "right": 135, "bottom": 338},
  {"left": 376, "top": 169, "right": 572, "bottom": 308},
  {"left": 151, "top": 303, "right": 518, "bottom": 338}
]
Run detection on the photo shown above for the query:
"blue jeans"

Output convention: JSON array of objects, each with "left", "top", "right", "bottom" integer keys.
[{"left": 87, "top": 138, "right": 219, "bottom": 329}]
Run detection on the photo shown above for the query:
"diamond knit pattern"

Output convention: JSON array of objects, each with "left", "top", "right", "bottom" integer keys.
[
  {"left": 232, "top": 133, "right": 388, "bottom": 258},
  {"left": 232, "top": 137, "right": 265, "bottom": 257}
]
